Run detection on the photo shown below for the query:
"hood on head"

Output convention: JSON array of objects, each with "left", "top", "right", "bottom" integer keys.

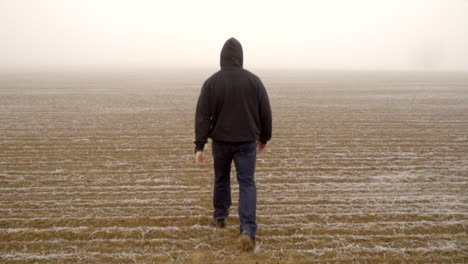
[{"left": 220, "top": 37, "right": 243, "bottom": 69}]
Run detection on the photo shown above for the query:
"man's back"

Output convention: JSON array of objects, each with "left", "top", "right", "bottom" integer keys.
[{"left": 194, "top": 38, "right": 272, "bottom": 152}]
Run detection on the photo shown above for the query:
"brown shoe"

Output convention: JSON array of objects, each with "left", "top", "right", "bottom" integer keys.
[
  {"left": 214, "top": 218, "right": 226, "bottom": 229},
  {"left": 240, "top": 231, "right": 255, "bottom": 251}
]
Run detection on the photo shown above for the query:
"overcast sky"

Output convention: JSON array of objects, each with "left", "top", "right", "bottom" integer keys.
[{"left": 1, "top": 0, "right": 468, "bottom": 71}]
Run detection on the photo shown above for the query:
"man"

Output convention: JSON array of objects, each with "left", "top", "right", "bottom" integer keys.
[{"left": 194, "top": 37, "right": 272, "bottom": 251}]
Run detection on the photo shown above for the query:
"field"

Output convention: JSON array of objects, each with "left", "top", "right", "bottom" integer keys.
[{"left": 0, "top": 69, "right": 467, "bottom": 263}]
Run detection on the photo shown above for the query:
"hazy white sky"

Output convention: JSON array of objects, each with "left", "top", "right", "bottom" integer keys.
[{"left": 1, "top": 0, "right": 468, "bottom": 71}]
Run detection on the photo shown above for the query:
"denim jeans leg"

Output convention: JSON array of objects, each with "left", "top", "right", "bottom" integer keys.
[
  {"left": 212, "top": 141, "right": 233, "bottom": 220},
  {"left": 233, "top": 142, "right": 257, "bottom": 237}
]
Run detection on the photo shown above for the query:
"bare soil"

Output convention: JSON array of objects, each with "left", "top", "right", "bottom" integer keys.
[{"left": 0, "top": 70, "right": 467, "bottom": 263}]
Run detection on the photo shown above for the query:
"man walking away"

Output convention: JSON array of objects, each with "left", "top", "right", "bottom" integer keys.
[{"left": 194, "top": 37, "right": 272, "bottom": 251}]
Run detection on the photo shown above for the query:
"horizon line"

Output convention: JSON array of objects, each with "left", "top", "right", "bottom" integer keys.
[{"left": 0, "top": 65, "right": 467, "bottom": 74}]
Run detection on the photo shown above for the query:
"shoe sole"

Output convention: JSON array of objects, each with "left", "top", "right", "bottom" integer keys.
[{"left": 240, "top": 234, "right": 255, "bottom": 251}]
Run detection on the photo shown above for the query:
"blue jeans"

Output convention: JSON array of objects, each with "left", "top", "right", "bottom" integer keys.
[{"left": 212, "top": 140, "right": 257, "bottom": 237}]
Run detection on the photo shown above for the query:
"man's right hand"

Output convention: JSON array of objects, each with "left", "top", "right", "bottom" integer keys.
[
  {"left": 257, "top": 142, "right": 266, "bottom": 154},
  {"left": 195, "top": 151, "right": 207, "bottom": 166}
]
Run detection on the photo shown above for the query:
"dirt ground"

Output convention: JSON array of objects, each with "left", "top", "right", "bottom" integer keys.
[{"left": 0, "top": 70, "right": 467, "bottom": 263}]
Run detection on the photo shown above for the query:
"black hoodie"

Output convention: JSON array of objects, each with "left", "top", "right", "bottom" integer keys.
[{"left": 194, "top": 38, "right": 272, "bottom": 152}]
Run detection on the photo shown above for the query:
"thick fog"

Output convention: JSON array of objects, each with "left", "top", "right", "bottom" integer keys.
[{"left": 1, "top": 0, "right": 468, "bottom": 71}]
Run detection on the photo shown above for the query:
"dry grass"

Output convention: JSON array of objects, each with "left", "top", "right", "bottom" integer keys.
[{"left": 0, "top": 70, "right": 467, "bottom": 263}]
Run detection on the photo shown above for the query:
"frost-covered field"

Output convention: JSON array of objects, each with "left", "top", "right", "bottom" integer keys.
[{"left": 0, "top": 70, "right": 467, "bottom": 263}]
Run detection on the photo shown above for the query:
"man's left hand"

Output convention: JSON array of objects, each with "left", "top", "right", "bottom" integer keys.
[{"left": 195, "top": 151, "right": 207, "bottom": 166}]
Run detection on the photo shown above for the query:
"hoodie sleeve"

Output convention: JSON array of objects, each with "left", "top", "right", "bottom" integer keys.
[
  {"left": 257, "top": 77, "right": 272, "bottom": 144},
  {"left": 194, "top": 80, "right": 212, "bottom": 152}
]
